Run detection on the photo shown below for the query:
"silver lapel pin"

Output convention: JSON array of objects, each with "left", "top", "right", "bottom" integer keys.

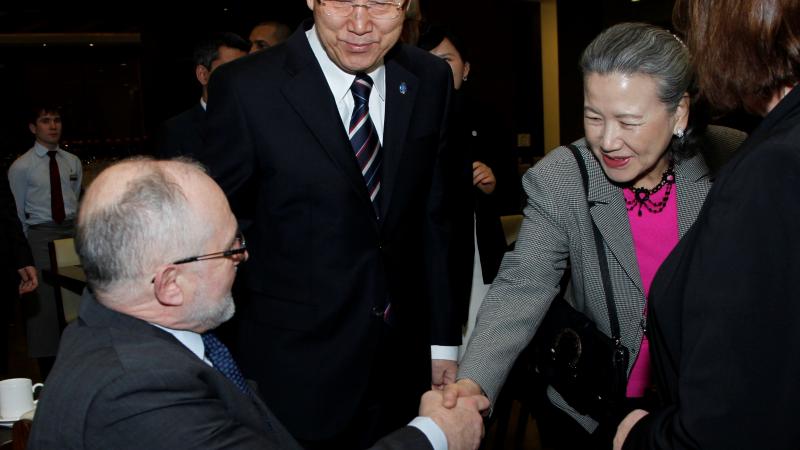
[{"left": 399, "top": 82, "right": 408, "bottom": 95}]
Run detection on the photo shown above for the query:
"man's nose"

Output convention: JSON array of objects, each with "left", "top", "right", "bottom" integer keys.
[{"left": 348, "top": 3, "right": 373, "bottom": 34}]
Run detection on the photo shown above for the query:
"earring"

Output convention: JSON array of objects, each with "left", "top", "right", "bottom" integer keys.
[
  {"left": 674, "top": 128, "right": 685, "bottom": 139},
  {"left": 462, "top": 75, "right": 468, "bottom": 82}
]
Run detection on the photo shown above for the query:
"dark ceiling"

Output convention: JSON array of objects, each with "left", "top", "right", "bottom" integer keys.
[{"left": 0, "top": 4, "right": 311, "bottom": 35}]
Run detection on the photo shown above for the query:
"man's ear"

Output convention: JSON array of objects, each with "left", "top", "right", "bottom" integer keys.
[
  {"left": 28, "top": 123, "right": 36, "bottom": 135},
  {"left": 196, "top": 65, "right": 210, "bottom": 87},
  {"left": 153, "top": 265, "right": 184, "bottom": 307}
]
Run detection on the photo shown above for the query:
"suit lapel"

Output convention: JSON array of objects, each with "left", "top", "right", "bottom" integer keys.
[
  {"left": 379, "top": 51, "right": 419, "bottom": 221},
  {"left": 581, "top": 146, "right": 645, "bottom": 295},
  {"left": 280, "top": 31, "right": 375, "bottom": 214}
]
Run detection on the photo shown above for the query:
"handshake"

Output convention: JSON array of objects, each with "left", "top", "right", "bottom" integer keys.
[{"left": 421, "top": 379, "right": 488, "bottom": 450}]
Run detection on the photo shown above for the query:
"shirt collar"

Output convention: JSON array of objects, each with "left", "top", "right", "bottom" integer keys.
[
  {"left": 151, "top": 323, "right": 206, "bottom": 362},
  {"left": 200, "top": 98, "right": 207, "bottom": 111},
  {"left": 306, "top": 25, "right": 386, "bottom": 105},
  {"left": 33, "top": 141, "right": 61, "bottom": 157}
]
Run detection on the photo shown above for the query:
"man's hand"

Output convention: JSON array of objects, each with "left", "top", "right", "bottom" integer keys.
[
  {"left": 442, "top": 378, "right": 483, "bottom": 409},
  {"left": 472, "top": 161, "right": 496, "bottom": 195},
  {"left": 420, "top": 390, "right": 489, "bottom": 450},
  {"left": 613, "top": 409, "right": 649, "bottom": 450},
  {"left": 17, "top": 266, "right": 38, "bottom": 295},
  {"left": 431, "top": 359, "right": 457, "bottom": 390}
]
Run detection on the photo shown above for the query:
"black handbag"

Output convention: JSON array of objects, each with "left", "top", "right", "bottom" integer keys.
[{"left": 531, "top": 144, "right": 630, "bottom": 422}]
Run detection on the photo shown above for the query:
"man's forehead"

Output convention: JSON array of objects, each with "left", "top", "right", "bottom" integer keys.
[{"left": 37, "top": 112, "right": 61, "bottom": 120}]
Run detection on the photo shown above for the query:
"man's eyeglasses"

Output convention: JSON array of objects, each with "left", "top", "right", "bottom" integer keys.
[
  {"left": 172, "top": 232, "right": 247, "bottom": 265},
  {"left": 318, "top": 0, "right": 405, "bottom": 20}
]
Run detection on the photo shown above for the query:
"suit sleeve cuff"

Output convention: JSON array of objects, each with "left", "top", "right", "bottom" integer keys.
[
  {"left": 430, "top": 345, "right": 458, "bottom": 361},
  {"left": 409, "top": 416, "right": 447, "bottom": 450}
]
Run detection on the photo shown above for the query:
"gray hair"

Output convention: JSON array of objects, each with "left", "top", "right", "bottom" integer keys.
[
  {"left": 75, "top": 159, "right": 208, "bottom": 295},
  {"left": 580, "top": 22, "right": 691, "bottom": 112}
]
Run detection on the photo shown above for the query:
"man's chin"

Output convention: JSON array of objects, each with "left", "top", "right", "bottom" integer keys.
[{"left": 194, "top": 293, "right": 236, "bottom": 332}]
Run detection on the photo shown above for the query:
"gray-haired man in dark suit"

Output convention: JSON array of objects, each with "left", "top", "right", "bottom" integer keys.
[{"left": 28, "top": 158, "right": 487, "bottom": 450}]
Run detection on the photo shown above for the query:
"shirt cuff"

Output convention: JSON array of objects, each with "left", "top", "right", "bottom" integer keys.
[
  {"left": 409, "top": 416, "right": 447, "bottom": 450},
  {"left": 430, "top": 345, "right": 458, "bottom": 361}
]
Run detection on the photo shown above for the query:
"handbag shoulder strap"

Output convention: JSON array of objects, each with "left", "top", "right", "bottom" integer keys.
[{"left": 566, "top": 144, "right": 623, "bottom": 344}]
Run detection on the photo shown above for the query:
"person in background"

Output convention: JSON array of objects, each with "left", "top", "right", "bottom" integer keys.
[
  {"left": 400, "top": 0, "right": 422, "bottom": 44},
  {"left": 196, "top": 0, "right": 461, "bottom": 448},
  {"left": 443, "top": 23, "right": 744, "bottom": 449},
  {"left": 28, "top": 158, "right": 489, "bottom": 450},
  {"left": 155, "top": 32, "right": 249, "bottom": 158},
  {"left": 248, "top": 20, "right": 291, "bottom": 53},
  {"left": 418, "top": 24, "right": 516, "bottom": 356},
  {"left": 0, "top": 177, "right": 37, "bottom": 378},
  {"left": 8, "top": 104, "right": 82, "bottom": 379},
  {"left": 615, "top": 1, "right": 800, "bottom": 448}
]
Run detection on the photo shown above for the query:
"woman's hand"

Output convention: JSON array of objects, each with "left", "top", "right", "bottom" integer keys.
[{"left": 473, "top": 161, "right": 496, "bottom": 194}]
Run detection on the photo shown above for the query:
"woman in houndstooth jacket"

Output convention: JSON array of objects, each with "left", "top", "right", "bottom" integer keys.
[{"left": 444, "top": 22, "right": 745, "bottom": 449}]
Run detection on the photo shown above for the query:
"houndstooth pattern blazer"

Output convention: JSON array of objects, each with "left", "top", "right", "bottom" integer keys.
[{"left": 458, "top": 138, "right": 715, "bottom": 431}]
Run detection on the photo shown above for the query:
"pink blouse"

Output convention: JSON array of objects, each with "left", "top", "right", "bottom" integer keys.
[{"left": 624, "top": 182, "right": 679, "bottom": 398}]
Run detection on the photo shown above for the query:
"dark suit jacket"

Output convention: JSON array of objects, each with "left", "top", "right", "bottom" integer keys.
[
  {"left": 28, "top": 294, "right": 432, "bottom": 450},
  {"left": 625, "top": 88, "right": 800, "bottom": 449},
  {"left": 197, "top": 23, "right": 458, "bottom": 439},
  {"left": 155, "top": 102, "right": 205, "bottom": 158},
  {"left": 0, "top": 176, "right": 33, "bottom": 294}
]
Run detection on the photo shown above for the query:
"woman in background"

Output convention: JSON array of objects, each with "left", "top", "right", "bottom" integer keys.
[
  {"left": 615, "top": 1, "right": 800, "bottom": 449},
  {"left": 419, "top": 25, "right": 515, "bottom": 355}
]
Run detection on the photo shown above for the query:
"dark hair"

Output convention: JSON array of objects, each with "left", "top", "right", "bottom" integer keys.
[
  {"left": 673, "top": 0, "right": 800, "bottom": 114},
  {"left": 581, "top": 22, "right": 704, "bottom": 160},
  {"left": 28, "top": 104, "right": 62, "bottom": 125},
  {"left": 192, "top": 32, "right": 250, "bottom": 69},
  {"left": 417, "top": 23, "right": 470, "bottom": 63},
  {"left": 252, "top": 20, "right": 291, "bottom": 42}
]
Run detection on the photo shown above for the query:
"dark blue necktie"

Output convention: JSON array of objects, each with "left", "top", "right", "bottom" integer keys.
[
  {"left": 349, "top": 73, "right": 383, "bottom": 216},
  {"left": 201, "top": 332, "right": 274, "bottom": 433},
  {"left": 202, "top": 332, "right": 253, "bottom": 397}
]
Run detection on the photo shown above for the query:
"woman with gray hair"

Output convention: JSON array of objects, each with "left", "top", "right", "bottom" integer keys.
[{"left": 443, "top": 22, "right": 743, "bottom": 449}]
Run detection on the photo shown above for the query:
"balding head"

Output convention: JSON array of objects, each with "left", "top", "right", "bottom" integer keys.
[{"left": 76, "top": 158, "right": 229, "bottom": 303}]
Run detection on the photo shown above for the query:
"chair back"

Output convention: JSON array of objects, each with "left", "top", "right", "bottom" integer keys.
[
  {"left": 0, "top": 418, "right": 32, "bottom": 450},
  {"left": 500, "top": 214, "right": 524, "bottom": 247}
]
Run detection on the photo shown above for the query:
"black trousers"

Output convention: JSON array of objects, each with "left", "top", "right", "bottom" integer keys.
[{"left": 299, "top": 321, "right": 428, "bottom": 450}]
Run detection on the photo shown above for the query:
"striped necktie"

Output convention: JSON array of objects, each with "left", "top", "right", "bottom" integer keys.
[{"left": 349, "top": 73, "right": 383, "bottom": 216}]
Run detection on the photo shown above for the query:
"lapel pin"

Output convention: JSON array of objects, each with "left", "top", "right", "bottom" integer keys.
[{"left": 399, "top": 82, "right": 408, "bottom": 95}]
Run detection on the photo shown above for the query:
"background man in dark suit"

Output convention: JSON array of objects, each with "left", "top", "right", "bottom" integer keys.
[
  {"left": 155, "top": 32, "right": 249, "bottom": 158},
  {"left": 28, "top": 158, "right": 488, "bottom": 450},
  {"left": 0, "top": 177, "right": 37, "bottom": 378},
  {"left": 197, "top": 1, "right": 462, "bottom": 447}
]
